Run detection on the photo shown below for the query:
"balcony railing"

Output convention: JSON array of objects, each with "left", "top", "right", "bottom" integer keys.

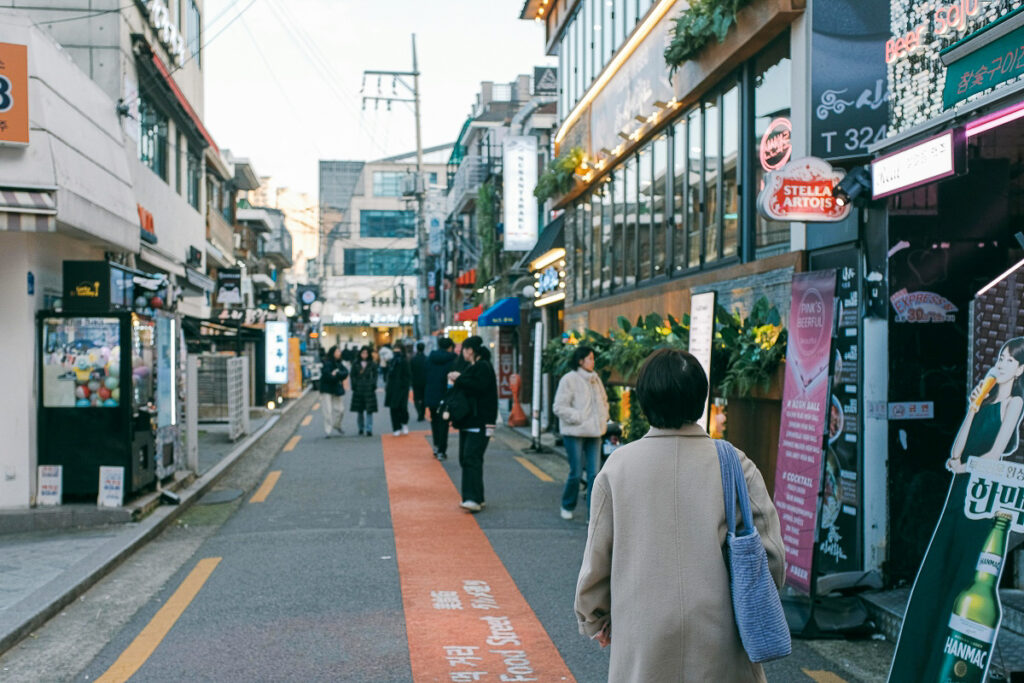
[{"left": 446, "top": 155, "right": 492, "bottom": 216}]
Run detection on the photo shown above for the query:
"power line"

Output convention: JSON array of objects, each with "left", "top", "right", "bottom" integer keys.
[{"left": 29, "top": 4, "right": 133, "bottom": 26}]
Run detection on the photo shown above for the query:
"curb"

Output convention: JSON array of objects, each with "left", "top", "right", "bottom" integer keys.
[{"left": 0, "top": 388, "right": 311, "bottom": 656}]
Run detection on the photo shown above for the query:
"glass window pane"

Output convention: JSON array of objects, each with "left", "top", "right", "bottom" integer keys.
[
  {"left": 623, "top": 156, "right": 637, "bottom": 287},
  {"left": 602, "top": 176, "right": 614, "bottom": 292},
  {"left": 581, "top": 198, "right": 592, "bottom": 300},
  {"left": 652, "top": 133, "right": 667, "bottom": 277},
  {"left": 613, "top": 0, "right": 624, "bottom": 55},
  {"left": 576, "top": 12, "right": 584, "bottom": 104},
  {"left": 625, "top": 0, "right": 636, "bottom": 30},
  {"left": 582, "top": 0, "right": 591, "bottom": 88},
  {"left": 687, "top": 109, "right": 702, "bottom": 269},
  {"left": 602, "top": 0, "right": 613, "bottom": 66},
  {"left": 754, "top": 33, "right": 791, "bottom": 251},
  {"left": 704, "top": 99, "right": 720, "bottom": 263},
  {"left": 569, "top": 206, "right": 582, "bottom": 303},
  {"left": 722, "top": 85, "right": 739, "bottom": 258},
  {"left": 637, "top": 144, "right": 652, "bottom": 281},
  {"left": 567, "top": 18, "right": 575, "bottom": 107},
  {"left": 343, "top": 249, "right": 417, "bottom": 276},
  {"left": 673, "top": 125, "right": 687, "bottom": 274},
  {"left": 591, "top": 189, "right": 602, "bottom": 297},
  {"left": 613, "top": 168, "right": 625, "bottom": 289},
  {"left": 360, "top": 210, "right": 416, "bottom": 238},
  {"left": 638, "top": 0, "right": 652, "bottom": 20},
  {"left": 41, "top": 317, "right": 122, "bottom": 408},
  {"left": 559, "top": 44, "right": 567, "bottom": 120}
]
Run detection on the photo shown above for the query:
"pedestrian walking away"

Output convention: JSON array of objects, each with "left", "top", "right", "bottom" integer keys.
[
  {"left": 552, "top": 344, "right": 609, "bottom": 520},
  {"left": 386, "top": 342, "right": 412, "bottom": 436},
  {"left": 319, "top": 345, "right": 349, "bottom": 437},
  {"left": 350, "top": 346, "right": 379, "bottom": 436},
  {"left": 424, "top": 337, "right": 459, "bottom": 460},
  {"left": 410, "top": 341, "right": 428, "bottom": 422},
  {"left": 575, "top": 348, "right": 785, "bottom": 682},
  {"left": 447, "top": 335, "right": 498, "bottom": 512}
]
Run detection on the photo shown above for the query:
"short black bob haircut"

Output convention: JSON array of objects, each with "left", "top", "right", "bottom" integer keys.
[
  {"left": 635, "top": 349, "right": 708, "bottom": 428},
  {"left": 572, "top": 345, "right": 595, "bottom": 368}
]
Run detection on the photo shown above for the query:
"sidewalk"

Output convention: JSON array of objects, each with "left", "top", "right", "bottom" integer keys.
[{"left": 0, "top": 390, "right": 310, "bottom": 656}]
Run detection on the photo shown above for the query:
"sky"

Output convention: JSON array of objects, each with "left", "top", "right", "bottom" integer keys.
[{"left": 203, "top": 0, "right": 555, "bottom": 198}]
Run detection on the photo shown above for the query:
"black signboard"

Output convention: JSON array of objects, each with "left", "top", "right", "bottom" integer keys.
[
  {"left": 63, "top": 261, "right": 134, "bottom": 313},
  {"left": 810, "top": 0, "right": 891, "bottom": 159},
  {"left": 534, "top": 66, "right": 558, "bottom": 96},
  {"left": 216, "top": 269, "right": 243, "bottom": 306}
]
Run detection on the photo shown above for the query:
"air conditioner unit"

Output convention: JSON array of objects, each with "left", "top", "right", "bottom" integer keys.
[{"left": 402, "top": 173, "right": 424, "bottom": 197}]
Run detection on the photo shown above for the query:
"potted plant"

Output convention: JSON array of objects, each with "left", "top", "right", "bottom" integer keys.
[{"left": 534, "top": 147, "right": 585, "bottom": 203}]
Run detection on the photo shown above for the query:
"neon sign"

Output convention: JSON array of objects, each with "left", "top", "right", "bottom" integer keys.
[
  {"left": 886, "top": 0, "right": 981, "bottom": 64},
  {"left": 760, "top": 118, "right": 792, "bottom": 172}
]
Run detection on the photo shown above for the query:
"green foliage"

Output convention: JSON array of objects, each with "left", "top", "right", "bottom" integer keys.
[
  {"left": 603, "top": 313, "right": 690, "bottom": 385},
  {"left": 534, "top": 147, "right": 585, "bottom": 203},
  {"left": 714, "top": 296, "right": 787, "bottom": 398},
  {"left": 622, "top": 400, "right": 650, "bottom": 444},
  {"left": 664, "top": 0, "right": 753, "bottom": 76},
  {"left": 474, "top": 180, "right": 498, "bottom": 297},
  {"left": 542, "top": 330, "right": 612, "bottom": 382}
]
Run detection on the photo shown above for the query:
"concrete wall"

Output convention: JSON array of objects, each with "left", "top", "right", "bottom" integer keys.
[{"left": 0, "top": 233, "right": 103, "bottom": 508}]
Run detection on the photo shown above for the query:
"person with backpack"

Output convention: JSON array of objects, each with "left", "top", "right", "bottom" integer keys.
[
  {"left": 319, "top": 345, "right": 349, "bottom": 438},
  {"left": 350, "top": 346, "right": 379, "bottom": 436},
  {"left": 410, "top": 342, "right": 429, "bottom": 422},
  {"left": 424, "top": 337, "right": 459, "bottom": 460},
  {"left": 385, "top": 343, "right": 412, "bottom": 436},
  {"left": 446, "top": 336, "right": 498, "bottom": 512}
]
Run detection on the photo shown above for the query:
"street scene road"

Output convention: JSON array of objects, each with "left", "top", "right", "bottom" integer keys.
[{"left": 1, "top": 392, "right": 893, "bottom": 682}]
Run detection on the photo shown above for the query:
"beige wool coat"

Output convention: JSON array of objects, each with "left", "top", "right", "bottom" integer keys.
[
  {"left": 553, "top": 368, "right": 610, "bottom": 437},
  {"left": 575, "top": 424, "right": 785, "bottom": 683}
]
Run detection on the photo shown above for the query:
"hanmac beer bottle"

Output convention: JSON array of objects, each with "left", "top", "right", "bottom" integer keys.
[{"left": 937, "top": 512, "right": 1011, "bottom": 682}]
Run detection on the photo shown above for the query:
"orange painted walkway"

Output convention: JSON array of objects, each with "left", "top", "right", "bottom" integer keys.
[{"left": 380, "top": 432, "right": 575, "bottom": 683}]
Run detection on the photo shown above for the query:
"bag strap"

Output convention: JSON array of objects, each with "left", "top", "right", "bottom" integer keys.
[{"left": 714, "top": 440, "right": 756, "bottom": 536}]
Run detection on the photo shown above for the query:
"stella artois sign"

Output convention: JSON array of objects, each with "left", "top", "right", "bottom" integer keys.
[{"left": 757, "top": 157, "right": 851, "bottom": 223}]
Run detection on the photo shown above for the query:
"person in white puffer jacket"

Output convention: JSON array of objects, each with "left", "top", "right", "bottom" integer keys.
[{"left": 553, "top": 345, "right": 610, "bottom": 520}]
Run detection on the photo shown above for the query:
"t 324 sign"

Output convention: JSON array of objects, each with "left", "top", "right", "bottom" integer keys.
[{"left": 757, "top": 157, "right": 851, "bottom": 223}]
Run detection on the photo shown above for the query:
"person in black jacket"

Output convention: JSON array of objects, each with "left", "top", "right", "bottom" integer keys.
[
  {"left": 425, "top": 337, "right": 458, "bottom": 460},
  {"left": 350, "top": 346, "right": 379, "bottom": 436},
  {"left": 385, "top": 343, "right": 412, "bottom": 436},
  {"left": 447, "top": 335, "right": 499, "bottom": 512},
  {"left": 319, "top": 345, "right": 349, "bottom": 437},
  {"left": 410, "top": 342, "right": 428, "bottom": 422}
]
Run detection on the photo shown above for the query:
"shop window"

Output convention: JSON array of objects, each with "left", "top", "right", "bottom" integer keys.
[
  {"left": 638, "top": 0, "right": 652, "bottom": 20},
  {"left": 613, "top": 0, "right": 625, "bottom": 57},
  {"left": 602, "top": 0, "right": 614, "bottom": 67},
  {"left": 570, "top": 205, "right": 583, "bottom": 303},
  {"left": 638, "top": 145, "right": 652, "bottom": 281},
  {"left": 187, "top": 0, "right": 201, "bottom": 66},
  {"left": 221, "top": 182, "right": 232, "bottom": 223},
  {"left": 704, "top": 98, "right": 720, "bottom": 263},
  {"left": 576, "top": 9, "right": 585, "bottom": 104},
  {"left": 672, "top": 124, "right": 689, "bottom": 274},
  {"left": 687, "top": 108, "right": 702, "bottom": 269},
  {"left": 601, "top": 175, "right": 614, "bottom": 293},
  {"left": 138, "top": 95, "right": 168, "bottom": 181},
  {"left": 652, "top": 133, "right": 668, "bottom": 277},
  {"left": 612, "top": 168, "right": 626, "bottom": 289},
  {"left": 591, "top": 188, "right": 603, "bottom": 297},
  {"left": 623, "top": 156, "right": 638, "bottom": 287},
  {"left": 722, "top": 84, "right": 740, "bottom": 258},
  {"left": 187, "top": 147, "right": 201, "bottom": 211},
  {"left": 581, "top": 200, "right": 593, "bottom": 301},
  {"left": 373, "top": 171, "right": 405, "bottom": 197},
  {"left": 343, "top": 248, "right": 416, "bottom": 276},
  {"left": 754, "top": 33, "right": 791, "bottom": 252},
  {"left": 625, "top": 0, "right": 636, "bottom": 31},
  {"left": 582, "top": 0, "right": 592, "bottom": 88},
  {"left": 360, "top": 210, "right": 416, "bottom": 238}
]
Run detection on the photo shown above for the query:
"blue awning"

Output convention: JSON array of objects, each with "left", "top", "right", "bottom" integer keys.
[{"left": 478, "top": 297, "right": 521, "bottom": 327}]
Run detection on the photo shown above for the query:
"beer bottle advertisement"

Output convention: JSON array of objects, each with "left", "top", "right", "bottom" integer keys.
[{"left": 888, "top": 262, "right": 1024, "bottom": 682}]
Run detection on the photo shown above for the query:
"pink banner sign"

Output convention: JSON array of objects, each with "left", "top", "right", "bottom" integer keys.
[{"left": 774, "top": 270, "right": 837, "bottom": 594}]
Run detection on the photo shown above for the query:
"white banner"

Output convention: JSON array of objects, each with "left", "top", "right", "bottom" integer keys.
[
  {"left": 37, "top": 465, "right": 62, "bottom": 506},
  {"left": 689, "top": 292, "right": 717, "bottom": 430},
  {"left": 97, "top": 466, "right": 124, "bottom": 508},
  {"left": 265, "top": 320, "right": 289, "bottom": 385},
  {"left": 503, "top": 136, "right": 539, "bottom": 252},
  {"left": 426, "top": 187, "right": 446, "bottom": 256}
]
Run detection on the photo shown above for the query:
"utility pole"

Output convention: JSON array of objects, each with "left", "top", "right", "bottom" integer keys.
[{"left": 362, "top": 34, "right": 428, "bottom": 338}]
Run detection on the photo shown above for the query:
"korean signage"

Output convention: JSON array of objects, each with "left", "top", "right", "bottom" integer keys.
[
  {"left": 0, "top": 43, "right": 29, "bottom": 146},
  {"left": 497, "top": 328, "right": 514, "bottom": 400},
  {"left": 871, "top": 130, "right": 964, "bottom": 199},
  {"left": 688, "top": 291, "right": 716, "bottom": 430},
  {"left": 265, "top": 320, "right": 288, "bottom": 385},
  {"left": 503, "top": 137, "right": 539, "bottom": 251},
  {"left": 943, "top": 17, "right": 1024, "bottom": 108},
  {"left": 757, "top": 157, "right": 851, "bottom": 223},
  {"left": 98, "top": 466, "right": 125, "bottom": 508},
  {"left": 37, "top": 465, "right": 62, "bottom": 506},
  {"left": 810, "top": 0, "right": 890, "bottom": 158},
  {"left": 774, "top": 270, "right": 837, "bottom": 594},
  {"left": 138, "top": 0, "right": 185, "bottom": 66},
  {"left": 888, "top": 258, "right": 1024, "bottom": 682}
]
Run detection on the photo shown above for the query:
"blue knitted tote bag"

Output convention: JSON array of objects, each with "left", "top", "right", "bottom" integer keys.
[{"left": 714, "top": 439, "right": 792, "bottom": 663}]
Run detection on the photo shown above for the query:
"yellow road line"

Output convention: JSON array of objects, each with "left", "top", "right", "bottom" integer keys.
[
  {"left": 301, "top": 415, "right": 312, "bottom": 426},
  {"left": 312, "top": 402, "right": 320, "bottom": 410},
  {"left": 514, "top": 456, "right": 554, "bottom": 482},
  {"left": 96, "top": 557, "right": 221, "bottom": 683},
  {"left": 250, "top": 471, "right": 282, "bottom": 503},
  {"left": 283, "top": 435, "right": 301, "bottom": 452},
  {"left": 802, "top": 670, "right": 847, "bottom": 683}
]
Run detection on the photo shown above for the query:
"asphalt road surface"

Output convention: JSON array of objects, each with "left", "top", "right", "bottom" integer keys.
[{"left": 0, "top": 391, "right": 894, "bottom": 682}]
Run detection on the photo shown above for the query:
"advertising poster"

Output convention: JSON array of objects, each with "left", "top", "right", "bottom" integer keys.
[
  {"left": 285, "top": 337, "right": 302, "bottom": 399},
  {"left": 0, "top": 43, "right": 29, "bottom": 146},
  {"left": 502, "top": 136, "right": 539, "bottom": 251},
  {"left": 888, "top": 261, "right": 1024, "bottom": 682},
  {"left": 773, "top": 270, "right": 837, "bottom": 594},
  {"left": 37, "top": 465, "right": 62, "bottom": 506},
  {"left": 155, "top": 315, "right": 176, "bottom": 428},
  {"left": 497, "top": 328, "right": 514, "bottom": 400},
  {"left": 97, "top": 466, "right": 124, "bottom": 508},
  {"left": 688, "top": 291, "right": 716, "bottom": 430},
  {"left": 265, "top": 321, "right": 288, "bottom": 385}
]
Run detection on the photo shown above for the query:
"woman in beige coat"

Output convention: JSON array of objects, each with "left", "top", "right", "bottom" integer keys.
[
  {"left": 575, "top": 348, "right": 785, "bottom": 682},
  {"left": 552, "top": 345, "right": 609, "bottom": 520}
]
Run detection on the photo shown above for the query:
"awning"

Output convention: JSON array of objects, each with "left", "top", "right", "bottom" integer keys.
[
  {"left": 0, "top": 188, "right": 56, "bottom": 232},
  {"left": 454, "top": 304, "right": 483, "bottom": 322},
  {"left": 184, "top": 267, "right": 215, "bottom": 293},
  {"left": 140, "top": 244, "right": 186, "bottom": 277},
  {"left": 251, "top": 273, "right": 276, "bottom": 289},
  {"left": 478, "top": 297, "right": 521, "bottom": 326},
  {"left": 520, "top": 214, "right": 565, "bottom": 271}
]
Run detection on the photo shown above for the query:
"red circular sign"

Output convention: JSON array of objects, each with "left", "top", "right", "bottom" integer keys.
[{"left": 760, "top": 117, "right": 792, "bottom": 172}]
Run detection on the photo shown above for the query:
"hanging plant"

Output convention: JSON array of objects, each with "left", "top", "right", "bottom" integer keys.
[
  {"left": 534, "top": 147, "right": 585, "bottom": 203},
  {"left": 664, "top": 0, "right": 754, "bottom": 76},
  {"left": 714, "top": 296, "right": 787, "bottom": 398}
]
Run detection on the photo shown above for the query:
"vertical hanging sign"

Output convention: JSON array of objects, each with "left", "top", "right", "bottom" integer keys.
[
  {"left": 265, "top": 320, "right": 288, "bottom": 385},
  {"left": 497, "top": 328, "right": 514, "bottom": 400},
  {"left": 774, "top": 270, "right": 837, "bottom": 594},
  {"left": 0, "top": 43, "right": 30, "bottom": 146},
  {"left": 688, "top": 291, "right": 717, "bottom": 430},
  {"left": 888, "top": 260, "right": 1024, "bottom": 682},
  {"left": 503, "top": 136, "right": 539, "bottom": 252}
]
